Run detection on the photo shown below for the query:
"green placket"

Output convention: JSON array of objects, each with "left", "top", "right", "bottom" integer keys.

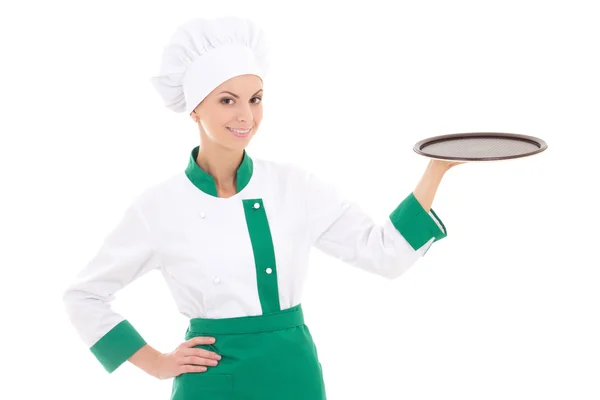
[{"left": 243, "top": 198, "right": 281, "bottom": 313}]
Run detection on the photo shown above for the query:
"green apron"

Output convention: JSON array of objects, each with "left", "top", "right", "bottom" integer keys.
[{"left": 169, "top": 304, "right": 327, "bottom": 399}]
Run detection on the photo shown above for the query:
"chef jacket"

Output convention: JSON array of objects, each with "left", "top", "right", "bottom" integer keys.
[{"left": 62, "top": 146, "right": 448, "bottom": 373}]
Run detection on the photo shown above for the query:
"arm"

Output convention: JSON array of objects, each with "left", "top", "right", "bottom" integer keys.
[
  {"left": 304, "top": 160, "right": 451, "bottom": 280},
  {"left": 62, "top": 200, "right": 161, "bottom": 374}
]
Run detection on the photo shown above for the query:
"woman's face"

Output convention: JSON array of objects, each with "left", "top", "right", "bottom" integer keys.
[{"left": 191, "top": 74, "right": 263, "bottom": 151}]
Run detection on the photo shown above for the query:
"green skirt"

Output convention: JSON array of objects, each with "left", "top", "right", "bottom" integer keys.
[{"left": 170, "top": 304, "right": 327, "bottom": 400}]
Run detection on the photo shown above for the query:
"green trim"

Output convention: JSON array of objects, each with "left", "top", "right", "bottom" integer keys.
[
  {"left": 389, "top": 192, "right": 447, "bottom": 251},
  {"left": 243, "top": 198, "right": 281, "bottom": 314},
  {"left": 89, "top": 319, "right": 147, "bottom": 374},
  {"left": 184, "top": 146, "right": 253, "bottom": 196}
]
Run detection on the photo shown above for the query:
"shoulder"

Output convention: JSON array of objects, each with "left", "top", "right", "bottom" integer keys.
[
  {"left": 252, "top": 157, "right": 312, "bottom": 183},
  {"left": 252, "top": 158, "right": 318, "bottom": 197},
  {"left": 253, "top": 156, "right": 342, "bottom": 194},
  {"left": 128, "top": 171, "right": 188, "bottom": 215}
]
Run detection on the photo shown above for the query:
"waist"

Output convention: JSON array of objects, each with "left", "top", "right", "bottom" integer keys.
[{"left": 188, "top": 303, "right": 305, "bottom": 335}]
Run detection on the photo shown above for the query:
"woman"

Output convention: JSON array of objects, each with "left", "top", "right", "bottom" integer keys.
[{"left": 62, "top": 16, "right": 461, "bottom": 400}]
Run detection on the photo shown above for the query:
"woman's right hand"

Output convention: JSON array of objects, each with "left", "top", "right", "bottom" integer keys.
[{"left": 152, "top": 336, "right": 222, "bottom": 380}]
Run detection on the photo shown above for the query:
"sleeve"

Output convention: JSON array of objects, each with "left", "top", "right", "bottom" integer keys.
[
  {"left": 62, "top": 200, "right": 160, "bottom": 373},
  {"left": 305, "top": 171, "right": 447, "bottom": 280}
]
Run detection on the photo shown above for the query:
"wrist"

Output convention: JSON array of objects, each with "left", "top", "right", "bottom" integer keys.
[
  {"left": 428, "top": 159, "right": 449, "bottom": 176},
  {"left": 129, "top": 344, "right": 162, "bottom": 378},
  {"left": 148, "top": 352, "right": 164, "bottom": 379}
]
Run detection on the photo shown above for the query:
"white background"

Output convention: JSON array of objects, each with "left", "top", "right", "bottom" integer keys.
[{"left": 2, "top": 0, "right": 599, "bottom": 399}]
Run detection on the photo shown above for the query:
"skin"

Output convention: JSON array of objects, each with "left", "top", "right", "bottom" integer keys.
[
  {"left": 412, "top": 159, "right": 464, "bottom": 213},
  {"left": 129, "top": 74, "right": 464, "bottom": 379}
]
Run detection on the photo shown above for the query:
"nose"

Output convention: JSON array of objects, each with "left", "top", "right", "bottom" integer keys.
[{"left": 236, "top": 103, "right": 253, "bottom": 124}]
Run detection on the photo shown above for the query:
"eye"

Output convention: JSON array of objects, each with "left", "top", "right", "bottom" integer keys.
[{"left": 220, "top": 97, "right": 261, "bottom": 105}]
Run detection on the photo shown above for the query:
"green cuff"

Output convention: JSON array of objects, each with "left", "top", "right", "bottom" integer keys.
[
  {"left": 90, "top": 319, "right": 147, "bottom": 374},
  {"left": 389, "top": 192, "right": 447, "bottom": 251}
]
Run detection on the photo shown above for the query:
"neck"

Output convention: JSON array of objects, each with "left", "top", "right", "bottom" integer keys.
[{"left": 195, "top": 144, "right": 243, "bottom": 191}]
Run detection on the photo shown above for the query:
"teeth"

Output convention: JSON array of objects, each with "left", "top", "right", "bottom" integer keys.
[{"left": 228, "top": 127, "right": 251, "bottom": 134}]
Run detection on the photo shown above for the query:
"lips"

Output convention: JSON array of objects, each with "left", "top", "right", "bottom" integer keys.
[
  {"left": 227, "top": 127, "right": 252, "bottom": 134},
  {"left": 227, "top": 127, "right": 252, "bottom": 137}
]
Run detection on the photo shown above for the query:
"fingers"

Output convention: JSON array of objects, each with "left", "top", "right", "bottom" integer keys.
[
  {"left": 176, "top": 354, "right": 218, "bottom": 375},
  {"left": 175, "top": 336, "right": 223, "bottom": 374},
  {"left": 182, "top": 355, "right": 219, "bottom": 367},
  {"left": 183, "top": 336, "right": 216, "bottom": 347},
  {"left": 181, "top": 346, "right": 221, "bottom": 360},
  {"left": 177, "top": 351, "right": 220, "bottom": 375},
  {"left": 180, "top": 365, "right": 208, "bottom": 373}
]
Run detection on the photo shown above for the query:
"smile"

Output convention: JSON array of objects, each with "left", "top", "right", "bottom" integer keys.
[{"left": 227, "top": 127, "right": 252, "bottom": 137}]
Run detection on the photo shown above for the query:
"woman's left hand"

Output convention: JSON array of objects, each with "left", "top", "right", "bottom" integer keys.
[{"left": 430, "top": 159, "right": 466, "bottom": 172}]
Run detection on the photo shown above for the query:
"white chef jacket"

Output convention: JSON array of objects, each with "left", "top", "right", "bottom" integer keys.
[{"left": 62, "top": 146, "right": 447, "bottom": 373}]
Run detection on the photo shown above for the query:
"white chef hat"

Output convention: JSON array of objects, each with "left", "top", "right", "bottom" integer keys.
[{"left": 150, "top": 16, "right": 270, "bottom": 115}]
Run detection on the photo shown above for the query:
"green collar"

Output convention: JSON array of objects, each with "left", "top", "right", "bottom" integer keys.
[{"left": 185, "top": 146, "right": 254, "bottom": 197}]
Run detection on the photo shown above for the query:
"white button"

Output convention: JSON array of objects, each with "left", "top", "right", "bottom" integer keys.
[
  {"left": 199, "top": 212, "right": 206, "bottom": 219},
  {"left": 213, "top": 277, "right": 220, "bottom": 284},
  {"left": 253, "top": 202, "right": 260, "bottom": 209},
  {"left": 265, "top": 268, "right": 272, "bottom": 274}
]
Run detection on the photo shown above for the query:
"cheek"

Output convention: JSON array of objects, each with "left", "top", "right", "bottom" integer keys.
[
  {"left": 253, "top": 107, "right": 263, "bottom": 125},
  {"left": 201, "top": 120, "right": 227, "bottom": 140},
  {"left": 204, "top": 112, "right": 233, "bottom": 133}
]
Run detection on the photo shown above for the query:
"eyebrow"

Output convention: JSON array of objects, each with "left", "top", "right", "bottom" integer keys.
[{"left": 218, "top": 89, "right": 263, "bottom": 99}]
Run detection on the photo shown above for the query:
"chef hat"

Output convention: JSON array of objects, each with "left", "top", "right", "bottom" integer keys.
[{"left": 150, "top": 16, "right": 270, "bottom": 115}]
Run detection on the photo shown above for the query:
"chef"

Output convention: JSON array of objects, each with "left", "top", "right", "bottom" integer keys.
[{"left": 62, "top": 15, "right": 457, "bottom": 400}]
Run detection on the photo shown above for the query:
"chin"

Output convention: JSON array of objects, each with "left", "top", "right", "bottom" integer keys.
[{"left": 222, "top": 136, "right": 254, "bottom": 151}]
